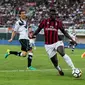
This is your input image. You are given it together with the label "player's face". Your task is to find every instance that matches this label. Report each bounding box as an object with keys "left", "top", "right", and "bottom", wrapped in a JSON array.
[
  {"left": 50, "top": 11, "right": 56, "bottom": 20},
  {"left": 20, "top": 11, "right": 27, "bottom": 20}
]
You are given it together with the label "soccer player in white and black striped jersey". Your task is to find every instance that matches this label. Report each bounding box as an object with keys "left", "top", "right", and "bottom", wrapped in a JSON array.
[
  {"left": 5, "top": 10, "right": 36, "bottom": 70},
  {"left": 68, "top": 28, "right": 77, "bottom": 53}
]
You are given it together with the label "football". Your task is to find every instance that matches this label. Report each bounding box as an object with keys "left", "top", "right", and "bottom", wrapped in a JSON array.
[{"left": 72, "top": 68, "right": 82, "bottom": 78}]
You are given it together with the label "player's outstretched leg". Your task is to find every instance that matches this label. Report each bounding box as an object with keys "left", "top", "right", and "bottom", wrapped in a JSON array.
[
  {"left": 71, "top": 45, "right": 75, "bottom": 54},
  {"left": 50, "top": 55, "right": 64, "bottom": 76},
  {"left": 4, "top": 49, "right": 10, "bottom": 58},
  {"left": 57, "top": 46, "right": 76, "bottom": 70}
]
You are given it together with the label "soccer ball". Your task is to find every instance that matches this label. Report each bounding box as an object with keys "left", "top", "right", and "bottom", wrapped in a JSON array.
[{"left": 72, "top": 68, "right": 82, "bottom": 78}]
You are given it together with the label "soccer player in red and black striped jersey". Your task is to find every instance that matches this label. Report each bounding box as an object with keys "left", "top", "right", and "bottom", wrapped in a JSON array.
[{"left": 33, "top": 8, "right": 78, "bottom": 76}]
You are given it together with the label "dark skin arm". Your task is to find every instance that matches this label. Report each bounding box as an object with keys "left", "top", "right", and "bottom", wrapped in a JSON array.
[
  {"left": 32, "top": 27, "right": 43, "bottom": 38},
  {"left": 33, "top": 27, "right": 42, "bottom": 35},
  {"left": 60, "top": 27, "right": 77, "bottom": 45}
]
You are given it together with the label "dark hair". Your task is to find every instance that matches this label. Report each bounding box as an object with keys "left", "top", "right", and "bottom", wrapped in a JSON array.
[
  {"left": 19, "top": 10, "right": 25, "bottom": 14},
  {"left": 49, "top": 8, "right": 56, "bottom": 12}
]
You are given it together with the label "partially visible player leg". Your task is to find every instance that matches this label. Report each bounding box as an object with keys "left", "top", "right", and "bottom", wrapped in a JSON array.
[
  {"left": 81, "top": 52, "right": 85, "bottom": 58},
  {"left": 50, "top": 54, "right": 64, "bottom": 76},
  {"left": 31, "top": 39, "right": 36, "bottom": 50},
  {"left": 5, "top": 39, "right": 28, "bottom": 58},
  {"left": 27, "top": 52, "right": 36, "bottom": 70},
  {"left": 33, "top": 43, "right": 36, "bottom": 50},
  {"left": 45, "top": 44, "right": 64, "bottom": 76},
  {"left": 57, "top": 46, "right": 76, "bottom": 70},
  {"left": 33, "top": 39, "right": 36, "bottom": 50},
  {"left": 68, "top": 42, "right": 71, "bottom": 48},
  {"left": 4, "top": 49, "right": 24, "bottom": 58},
  {"left": 68, "top": 42, "right": 74, "bottom": 53},
  {"left": 26, "top": 39, "right": 36, "bottom": 70},
  {"left": 72, "top": 45, "right": 75, "bottom": 53}
]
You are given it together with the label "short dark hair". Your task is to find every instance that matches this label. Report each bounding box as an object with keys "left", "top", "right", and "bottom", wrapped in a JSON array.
[
  {"left": 19, "top": 10, "right": 25, "bottom": 14},
  {"left": 49, "top": 8, "right": 56, "bottom": 12}
]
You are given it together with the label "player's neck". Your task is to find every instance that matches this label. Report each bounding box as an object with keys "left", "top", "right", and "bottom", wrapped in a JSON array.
[
  {"left": 50, "top": 18, "right": 56, "bottom": 21},
  {"left": 20, "top": 17, "right": 26, "bottom": 21}
]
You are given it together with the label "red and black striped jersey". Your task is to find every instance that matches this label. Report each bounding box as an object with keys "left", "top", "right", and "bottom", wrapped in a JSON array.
[{"left": 34, "top": 18, "right": 63, "bottom": 44}]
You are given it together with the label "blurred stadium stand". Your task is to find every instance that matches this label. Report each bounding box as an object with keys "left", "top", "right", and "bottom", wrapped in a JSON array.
[{"left": 0, "top": 0, "right": 85, "bottom": 48}]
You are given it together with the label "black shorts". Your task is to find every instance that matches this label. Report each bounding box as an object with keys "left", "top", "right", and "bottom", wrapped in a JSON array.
[
  {"left": 19, "top": 39, "right": 32, "bottom": 52},
  {"left": 69, "top": 41, "right": 75, "bottom": 45},
  {"left": 69, "top": 41, "right": 77, "bottom": 47}
]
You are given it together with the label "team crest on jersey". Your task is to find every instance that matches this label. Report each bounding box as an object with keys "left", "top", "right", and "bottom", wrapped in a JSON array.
[
  {"left": 55, "top": 22, "right": 57, "bottom": 26},
  {"left": 47, "top": 21, "right": 49, "bottom": 24},
  {"left": 50, "top": 26, "right": 54, "bottom": 29}
]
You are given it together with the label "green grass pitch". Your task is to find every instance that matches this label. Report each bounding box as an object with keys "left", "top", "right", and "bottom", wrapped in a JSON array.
[{"left": 0, "top": 45, "right": 85, "bottom": 85}]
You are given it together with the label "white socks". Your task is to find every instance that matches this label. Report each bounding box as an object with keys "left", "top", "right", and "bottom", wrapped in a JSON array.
[
  {"left": 63, "top": 54, "right": 75, "bottom": 70},
  {"left": 57, "top": 66, "right": 62, "bottom": 71}
]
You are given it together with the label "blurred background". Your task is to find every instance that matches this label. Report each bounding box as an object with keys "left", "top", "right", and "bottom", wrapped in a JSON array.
[{"left": 0, "top": 0, "right": 85, "bottom": 48}]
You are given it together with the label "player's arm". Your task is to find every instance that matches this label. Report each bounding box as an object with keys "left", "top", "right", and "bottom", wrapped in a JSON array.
[
  {"left": 8, "top": 30, "right": 16, "bottom": 42},
  {"left": 8, "top": 21, "right": 19, "bottom": 42},
  {"left": 60, "top": 28, "right": 77, "bottom": 44},
  {"left": 33, "top": 27, "right": 42, "bottom": 36},
  {"left": 33, "top": 20, "right": 45, "bottom": 37},
  {"left": 32, "top": 27, "right": 42, "bottom": 38}
]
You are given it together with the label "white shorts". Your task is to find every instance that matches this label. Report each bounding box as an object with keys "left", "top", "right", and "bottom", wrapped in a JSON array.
[
  {"left": 29, "top": 39, "right": 35, "bottom": 44},
  {"left": 45, "top": 41, "right": 64, "bottom": 58}
]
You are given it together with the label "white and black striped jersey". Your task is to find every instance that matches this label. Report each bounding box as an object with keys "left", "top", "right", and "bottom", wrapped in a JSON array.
[{"left": 13, "top": 19, "right": 29, "bottom": 40}]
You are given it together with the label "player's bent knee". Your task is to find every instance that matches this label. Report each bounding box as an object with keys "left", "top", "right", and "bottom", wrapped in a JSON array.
[
  {"left": 57, "top": 45, "right": 65, "bottom": 57},
  {"left": 22, "top": 51, "right": 27, "bottom": 57},
  {"left": 60, "top": 53, "right": 65, "bottom": 57},
  {"left": 28, "top": 52, "right": 33, "bottom": 56},
  {"left": 58, "top": 50, "right": 65, "bottom": 56}
]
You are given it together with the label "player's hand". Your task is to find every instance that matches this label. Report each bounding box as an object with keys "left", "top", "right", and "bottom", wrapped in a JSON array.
[
  {"left": 28, "top": 31, "right": 36, "bottom": 39},
  {"left": 8, "top": 39, "right": 13, "bottom": 42},
  {"left": 31, "top": 33, "right": 36, "bottom": 38},
  {"left": 28, "top": 34, "right": 36, "bottom": 39},
  {"left": 32, "top": 35, "right": 36, "bottom": 38}
]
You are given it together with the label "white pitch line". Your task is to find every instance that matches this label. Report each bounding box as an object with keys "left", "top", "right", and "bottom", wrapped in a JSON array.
[
  {"left": 0, "top": 53, "right": 82, "bottom": 57},
  {"left": 0, "top": 53, "right": 47, "bottom": 56},
  {"left": 0, "top": 69, "right": 68, "bottom": 73},
  {"left": 0, "top": 68, "right": 85, "bottom": 72}
]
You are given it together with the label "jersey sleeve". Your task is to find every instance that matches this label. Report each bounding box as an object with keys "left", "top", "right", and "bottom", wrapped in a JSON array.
[
  {"left": 39, "top": 19, "right": 45, "bottom": 28},
  {"left": 58, "top": 20, "right": 63, "bottom": 29},
  {"left": 13, "top": 21, "right": 20, "bottom": 31},
  {"left": 33, "top": 20, "right": 45, "bottom": 35}
]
